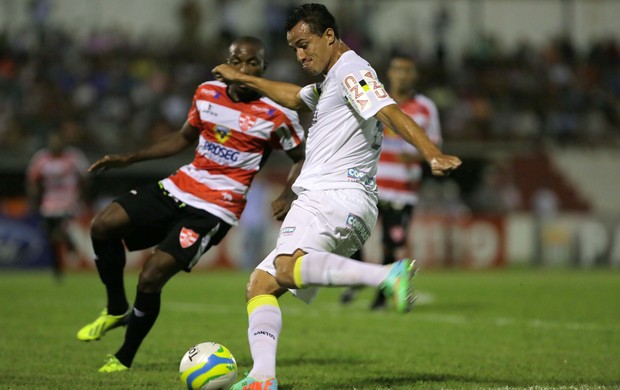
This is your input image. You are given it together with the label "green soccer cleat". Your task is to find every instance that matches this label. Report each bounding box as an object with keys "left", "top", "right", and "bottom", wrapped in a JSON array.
[
  {"left": 76, "top": 308, "right": 130, "bottom": 341},
  {"left": 98, "top": 354, "right": 129, "bottom": 373},
  {"left": 380, "top": 259, "right": 417, "bottom": 313},
  {"left": 230, "top": 373, "right": 278, "bottom": 390}
]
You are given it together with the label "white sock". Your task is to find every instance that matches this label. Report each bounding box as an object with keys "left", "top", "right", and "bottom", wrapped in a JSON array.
[
  {"left": 247, "top": 295, "right": 281, "bottom": 381},
  {"left": 296, "top": 252, "right": 390, "bottom": 287}
]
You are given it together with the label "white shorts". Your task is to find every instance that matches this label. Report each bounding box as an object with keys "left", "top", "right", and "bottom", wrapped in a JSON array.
[{"left": 256, "top": 189, "right": 378, "bottom": 303}]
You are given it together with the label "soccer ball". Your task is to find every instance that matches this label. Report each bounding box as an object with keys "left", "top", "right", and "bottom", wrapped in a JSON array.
[{"left": 179, "top": 342, "right": 237, "bottom": 390}]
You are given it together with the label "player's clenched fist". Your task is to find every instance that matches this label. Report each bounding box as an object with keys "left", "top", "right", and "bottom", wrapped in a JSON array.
[
  {"left": 429, "top": 155, "right": 462, "bottom": 176},
  {"left": 212, "top": 64, "right": 244, "bottom": 84}
]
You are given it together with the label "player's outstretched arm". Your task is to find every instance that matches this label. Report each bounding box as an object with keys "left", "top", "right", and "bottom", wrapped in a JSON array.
[
  {"left": 88, "top": 121, "right": 200, "bottom": 175},
  {"left": 375, "top": 104, "right": 461, "bottom": 176},
  {"left": 271, "top": 142, "right": 305, "bottom": 221},
  {"left": 212, "top": 64, "right": 308, "bottom": 111}
]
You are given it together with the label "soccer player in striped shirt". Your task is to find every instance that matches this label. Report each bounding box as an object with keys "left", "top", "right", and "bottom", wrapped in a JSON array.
[
  {"left": 76, "top": 37, "right": 306, "bottom": 373},
  {"left": 213, "top": 4, "right": 461, "bottom": 389},
  {"left": 26, "top": 129, "right": 90, "bottom": 281}
]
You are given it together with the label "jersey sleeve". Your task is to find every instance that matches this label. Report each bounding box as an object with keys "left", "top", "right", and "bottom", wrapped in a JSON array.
[
  {"left": 338, "top": 65, "right": 395, "bottom": 120},
  {"left": 270, "top": 108, "right": 305, "bottom": 151},
  {"left": 299, "top": 83, "right": 321, "bottom": 112},
  {"left": 187, "top": 86, "right": 202, "bottom": 128}
]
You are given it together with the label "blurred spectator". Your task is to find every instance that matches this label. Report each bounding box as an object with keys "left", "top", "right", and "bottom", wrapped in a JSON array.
[
  {"left": 0, "top": 3, "right": 619, "bottom": 158},
  {"left": 26, "top": 129, "right": 89, "bottom": 280},
  {"left": 468, "top": 162, "right": 521, "bottom": 215},
  {"left": 531, "top": 185, "right": 560, "bottom": 265},
  {"left": 532, "top": 185, "right": 559, "bottom": 218}
]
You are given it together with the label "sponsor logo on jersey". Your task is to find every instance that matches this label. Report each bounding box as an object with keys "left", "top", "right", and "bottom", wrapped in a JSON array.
[
  {"left": 200, "top": 102, "right": 219, "bottom": 117},
  {"left": 251, "top": 105, "right": 276, "bottom": 117},
  {"left": 346, "top": 213, "right": 371, "bottom": 245},
  {"left": 179, "top": 227, "right": 199, "bottom": 248},
  {"left": 214, "top": 124, "right": 232, "bottom": 143},
  {"left": 280, "top": 226, "right": 296, "bottom": 236},
  {"left": 239, "top": 113, "right": 257, "bottom": 131},
  {"left": 202, "top": 90, "right": 221, "bottom": 99},
  {"left": 347, "top": 167, "right": 377, "bottom": 192},
  {"left": 200, "top": 141, "right": 240, "bottom": 162}
]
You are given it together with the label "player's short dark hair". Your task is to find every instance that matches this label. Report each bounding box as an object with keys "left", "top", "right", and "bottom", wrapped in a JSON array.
[
  {"left": 285, "top": 3, "right": 339, "bottom": 39},
  {"left": 232, "top": 36, "right": 265, "bottom": 51},
  {"left": 391, "top": 52, "right": 415, "bottom": 62}
]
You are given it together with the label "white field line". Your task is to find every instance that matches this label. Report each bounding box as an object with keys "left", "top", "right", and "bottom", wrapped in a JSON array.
[{"left": 164, "top": 295, "right": 619, "bottom": 333}]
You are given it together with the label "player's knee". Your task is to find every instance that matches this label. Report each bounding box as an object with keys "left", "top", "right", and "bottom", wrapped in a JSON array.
[
  {"left": 246, "top": 269, "right": 283, "bottom": 301},
  {"left": 90, "top": 213, "right": 110, "bottom": 240},
  {"left": 91, "top": 204, "right": 128, "bottom": 240},
  {"left": 273, "top": 255, "right": 297, "bottom": 288},
  {"left": 137, "top": 266, "right": 166, "bottom": 293}
]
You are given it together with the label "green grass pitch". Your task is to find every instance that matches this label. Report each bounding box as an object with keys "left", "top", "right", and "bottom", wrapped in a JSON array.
[{"left": 1, "top": 268, "right": 619, "bottom": 389}]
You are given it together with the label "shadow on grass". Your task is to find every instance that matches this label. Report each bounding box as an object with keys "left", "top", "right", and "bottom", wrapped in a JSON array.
[
  {"left": 345, "top": 372, "right": 521, "bottom": 389},
  {"left": 270, "top": 372, "right": 524, "bottom": 390}
]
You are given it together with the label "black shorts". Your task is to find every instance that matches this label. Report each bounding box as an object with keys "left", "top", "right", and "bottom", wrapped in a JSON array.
[
  {"left": 42, "top": 216, "right": 67, "bottom": 234},
  {"left": 114, "top": 182, "right": 231, "bottom": 270},
  {"left": 378, "top": 201, "right": 414, "bottom": 249}
]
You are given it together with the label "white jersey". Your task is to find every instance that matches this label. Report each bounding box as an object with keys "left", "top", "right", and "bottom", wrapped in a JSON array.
[{"left": 295, "top": 51, "right": 396, "bottom": 196}]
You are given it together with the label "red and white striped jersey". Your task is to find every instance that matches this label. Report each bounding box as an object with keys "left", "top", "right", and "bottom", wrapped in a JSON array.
[
  {"left": 160, "top": 81, "right": 304, "bottom": 226},
  {"left": 26, "top": 147, "right": 89, "bottom": 217},
  {"left": 376, "top": 93, "right": 442, "bottom": 205}
]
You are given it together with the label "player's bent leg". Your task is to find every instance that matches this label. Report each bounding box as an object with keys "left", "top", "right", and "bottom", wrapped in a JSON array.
[
  {"left": 86, "top": 202, "right": 133, "bottom": 329},
  {"left": 90, "top": 202, "right": 131, "bottom": 240},
  {"left": 137, "top": 248, "right": 184, "bottom": 293},
  {"left": 107, "top": 249, "right": 182, "bottom": 370},
  {"left": 247, "top": 269, "right": 289, "bottom": 300},
  {"left": 273, "top": 249, "right": 306, "bottom": 288}
]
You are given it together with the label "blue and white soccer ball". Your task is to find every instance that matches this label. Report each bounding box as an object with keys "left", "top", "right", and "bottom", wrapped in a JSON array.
[{"left": 179, "top": 342, "right": 237, "bottom": 390}]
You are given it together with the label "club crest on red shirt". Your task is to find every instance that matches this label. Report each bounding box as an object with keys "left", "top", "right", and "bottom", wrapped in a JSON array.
[
  {"left": 179, "top": 227, "right": 199, "bottom": 248},
  {"left": 239, "top": 113, "right": 257, "bottom": 131}
]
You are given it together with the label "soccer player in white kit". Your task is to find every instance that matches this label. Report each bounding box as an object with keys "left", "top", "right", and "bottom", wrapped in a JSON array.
[{"left": 213, "top": 4, "right": 462, "bottom": 389}]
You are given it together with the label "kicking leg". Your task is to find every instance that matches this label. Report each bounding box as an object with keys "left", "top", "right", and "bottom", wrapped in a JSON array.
[{"left": 274, "top": 250, "right": 416, "bottom": 313}]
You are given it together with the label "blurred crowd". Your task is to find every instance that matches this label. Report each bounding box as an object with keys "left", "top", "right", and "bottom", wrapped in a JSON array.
[{"left": 1, "top": 0, "right": 619, "bottom": 158}]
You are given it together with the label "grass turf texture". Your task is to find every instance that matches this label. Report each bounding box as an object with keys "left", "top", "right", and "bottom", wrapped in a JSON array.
[{"left": 0, "top": 268, "right": 618, "bottom": 389}]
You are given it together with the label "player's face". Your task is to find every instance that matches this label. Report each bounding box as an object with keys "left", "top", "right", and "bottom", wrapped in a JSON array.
[
  {"left": 48, "top": 133, "right": 65, "bottom": 155},
  {"left": 387, "top": 58, "right": 417, "bottom": 93},
  {"left": 227, "top": 43, "right": 265, "bottom": 77},
  {"left": 287, "top": 21, "right": 333, "bottom": 76}
]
